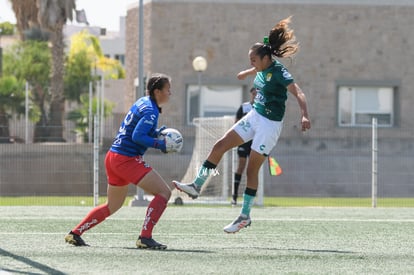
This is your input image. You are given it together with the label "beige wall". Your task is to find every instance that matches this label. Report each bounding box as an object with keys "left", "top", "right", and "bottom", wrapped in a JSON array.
[
  {"left": 125, "top": 0, "right": 414, "bottom": 139},
  {"left": 121, "top": 1, "right": 414, "bottom": 196}
]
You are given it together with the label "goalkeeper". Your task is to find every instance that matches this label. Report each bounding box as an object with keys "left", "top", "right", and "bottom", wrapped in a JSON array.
[
  {"left": 231, "top": 87, "right": 257, "bottom": 206},
  {"left": 65, "top": 73, "right": 175, "bottom": 249},
  {"left": 174, "top": 16, "right": 311, "bottom": 233}
]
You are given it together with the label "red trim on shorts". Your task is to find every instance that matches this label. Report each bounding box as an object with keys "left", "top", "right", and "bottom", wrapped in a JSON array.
[{"left": 105, "top": 151, "right": 152, "bottom": 186}]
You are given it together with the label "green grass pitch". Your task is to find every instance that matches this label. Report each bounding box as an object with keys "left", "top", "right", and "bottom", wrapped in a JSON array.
[{"left": 1, "top": 206, "right": 413, "bottom": 274}]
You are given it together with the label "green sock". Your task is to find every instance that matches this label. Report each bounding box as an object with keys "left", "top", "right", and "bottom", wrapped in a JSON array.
[
  {"left": 241, "top": 188, "right": 257, "bottom": 216},
  {"left": 194, "top": 166, "right": 209, "bottom": 187},
  {"left": 194, "top": 160, "right": 217, "bottom": 188}
]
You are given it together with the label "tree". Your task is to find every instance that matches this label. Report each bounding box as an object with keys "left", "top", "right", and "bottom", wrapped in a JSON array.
[
  {"left": 10, "top": 1, "right": 123, "bottom": 143},
  {"left": 67, "top": 94, "right": 114, "bottom": 143},
  {"left": 0, "top": 76, "right": 25, "bottom": 142},
  {"left": 64, "top": 30, "right": 125, "bottom": 102},
  {"left": 37, "top": 0, "right": 77, "bottom": 141},
  {"left": 65, "top": 30, "right": 125, "bottom": 102},
  {"left": 11, "top": 0, "right": 78, "bottom": 142},
  {"left": 3, "top": 40, "right": 51, "bottom": 142},
  {"left": 10, "top": 0, "right": 38, "bottom": 40},
  {"left": 65, "top": 30, "right": 124, "bottom": 142},
  {"left": 0, "top": 22, "right": 15, "bottom": 35},
  {"left": 64, "top": 46, "right": 92, "bottom": 102}
]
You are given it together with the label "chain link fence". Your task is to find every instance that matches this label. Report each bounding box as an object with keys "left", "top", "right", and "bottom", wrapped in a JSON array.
[{"left": 0, "top": 114, "right": 413, "bottom": 206}]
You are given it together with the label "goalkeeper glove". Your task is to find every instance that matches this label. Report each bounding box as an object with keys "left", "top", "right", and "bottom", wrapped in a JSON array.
[
  {"left": 154, "top": 138, "right": 167, "bottom": 153},
  {"left": 154, "top": 125, "right": 167, "bottom": 138}
]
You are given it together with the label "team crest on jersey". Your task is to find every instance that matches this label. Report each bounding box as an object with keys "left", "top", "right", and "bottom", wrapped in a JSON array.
[
  {"left": 266, "top": 73, "right": 272, "bottom": 81},
  {"left": 282, "top": 68, "right": 292, "bottom": 79}
]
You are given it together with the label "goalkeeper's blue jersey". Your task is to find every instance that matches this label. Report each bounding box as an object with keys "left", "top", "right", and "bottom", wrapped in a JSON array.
[{"left": 110, "top": 96, "right": 162, "bottom": 157}]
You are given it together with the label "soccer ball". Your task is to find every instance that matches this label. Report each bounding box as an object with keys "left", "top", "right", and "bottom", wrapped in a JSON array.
[{"left": 160, "top": 128, "right": 183, "bottom": 153}]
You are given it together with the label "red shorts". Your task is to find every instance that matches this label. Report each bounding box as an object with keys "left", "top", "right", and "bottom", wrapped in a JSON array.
[{"left": 105, "top": 151, "right": 153, "bottom": 186}]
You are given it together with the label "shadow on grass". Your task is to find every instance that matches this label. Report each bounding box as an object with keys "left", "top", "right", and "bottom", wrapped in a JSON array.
[
  {"left": 0, "top": 247, "right": 66, "bottom": 275},
  {"left": 123, "top": 247, "right": 214, "bottom": 253},
  {"left": 286, "top": 248, "right": 355, "bottom": 254},
  {"left": 222, "top": 246, "right": 355, "bottom": 254}
]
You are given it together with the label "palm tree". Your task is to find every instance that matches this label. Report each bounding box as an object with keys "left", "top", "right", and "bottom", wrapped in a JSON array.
[
  {"left": 11, "top": 0, "right": 77, "bottom": 142},
  {"left": 37, "top": 0, "right": 76, "bottom": 141},
  {"left": 10, "top": 0, "right": 38, "bottom": 40}
]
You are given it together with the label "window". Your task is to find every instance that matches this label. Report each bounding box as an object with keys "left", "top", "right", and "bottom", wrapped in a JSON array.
[
  {"left": 338, "top": 85, "right": 395, "bottom": 127},
  {"left": 186, "top": 85, "right": 243, "bottom": 125},
  {"left": 114, "top": 54, "right": 125, "bottom": 66}
]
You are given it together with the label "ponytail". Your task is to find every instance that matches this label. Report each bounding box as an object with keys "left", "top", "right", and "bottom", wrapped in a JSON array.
[
  {"left": 251, "top": 16, "right": 299, "bottom": 59},
  {"left": 268, "top": 16, "right": 299, "bottom": 58}
]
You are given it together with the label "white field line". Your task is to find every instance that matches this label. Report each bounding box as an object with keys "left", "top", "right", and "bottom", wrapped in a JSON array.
[{"left": 0, "top": 217, "right": 414, "bottom": 222}]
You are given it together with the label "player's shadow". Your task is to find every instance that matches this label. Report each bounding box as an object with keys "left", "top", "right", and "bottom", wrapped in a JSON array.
[{"left": 0, "top": 247, "right": 67, "bottom": 275}]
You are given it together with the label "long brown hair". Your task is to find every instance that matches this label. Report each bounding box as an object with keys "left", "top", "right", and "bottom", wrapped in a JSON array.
[{"left": 251, "top": 16, "right": 299, "bottom": 59}]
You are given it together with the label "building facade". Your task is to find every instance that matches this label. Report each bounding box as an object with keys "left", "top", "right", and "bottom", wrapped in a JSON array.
[{"left": 124, "top": 0, "right": 414, "bottom": 197}]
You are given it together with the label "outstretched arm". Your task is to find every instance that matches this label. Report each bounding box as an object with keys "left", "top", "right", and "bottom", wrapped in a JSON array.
[
  {"left": 287, "top": 82, "right": 311, "bottom": 132},
  {"left": 237, "top": 67, "right": 257, "bottom": 80}
]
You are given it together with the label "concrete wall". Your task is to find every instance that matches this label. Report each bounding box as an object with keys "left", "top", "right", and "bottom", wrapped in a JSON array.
[
  {"left": 0, "top": 144, "right": 96, "bottom": 196},
  {"left": 0, "top": 136, "right": 413, "bottom": 197},
  {"left": 0, "top": 144, "right": 190, "bottom": 196},
  {"left": 125, "top": 0, "right": 414, "bottom": 140}
]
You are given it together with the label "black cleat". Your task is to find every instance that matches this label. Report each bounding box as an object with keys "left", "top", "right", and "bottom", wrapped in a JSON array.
[
  {"left": 136, "top": 236, "right": 167, "bottom": 250},
  {"left": 65, "top": 231, "right": 89, "bottom": 246}
]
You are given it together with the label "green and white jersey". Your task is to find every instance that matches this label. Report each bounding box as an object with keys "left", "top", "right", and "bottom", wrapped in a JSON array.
[{"left": 253, "top": 60, "right": 294, "bottom": 121}]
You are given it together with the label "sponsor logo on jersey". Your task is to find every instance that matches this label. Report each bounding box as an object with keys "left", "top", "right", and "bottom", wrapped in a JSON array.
[
  {"left": 124, "top": 111, "right": 134, "bottom": 125},
  {"left": 254, "top": 78, "right": 265, "bottom": 89},
  {"left": 138, "top": 105, "right": 148, "bottom": 112},
  {"left": 266, "top": 73, "right": 272, "bottom": 81},
  {"left": 282, "top": 68, "right": 292, "bottom": 79},
  {"left": 255, "top": 93, "right": 265, "bottom": 106}
]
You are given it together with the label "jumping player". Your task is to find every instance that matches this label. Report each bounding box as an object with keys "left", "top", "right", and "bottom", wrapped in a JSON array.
[
  {"left": 174, "top": 16, "right": 311, "bottom": 233},
  {"left": 231, "top": 87, "right": 257, "bottom": 206},
  {"left": 65, "top": 73, "right": 175, "bottom": 249}
]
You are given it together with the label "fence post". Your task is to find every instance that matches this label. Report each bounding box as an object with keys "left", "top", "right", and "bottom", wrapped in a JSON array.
[
  {"left": 372, "top": 117, "right": 378, "bottom": 208},
  {"left": 93, "top": 115, "right": 100, "bottom": 207},
  {"left": 25, "top": 81, "right": 29, "bottom": 144},
  {"left": 88, "top": 81, "right": 93, "bottom": 143}
]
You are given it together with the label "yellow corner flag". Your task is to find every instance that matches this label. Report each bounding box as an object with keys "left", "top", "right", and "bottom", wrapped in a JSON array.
[{"left": 268, "top": 156, "right": 282, "bottom": 176}]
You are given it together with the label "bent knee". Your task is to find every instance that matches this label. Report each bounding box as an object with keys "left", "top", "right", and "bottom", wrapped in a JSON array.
[
  {"left": 108, "top": 203, "right": 123, "bottom": 215},
  {"left": 160, "top": 188, "right": 171, "bottom": 201}
]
